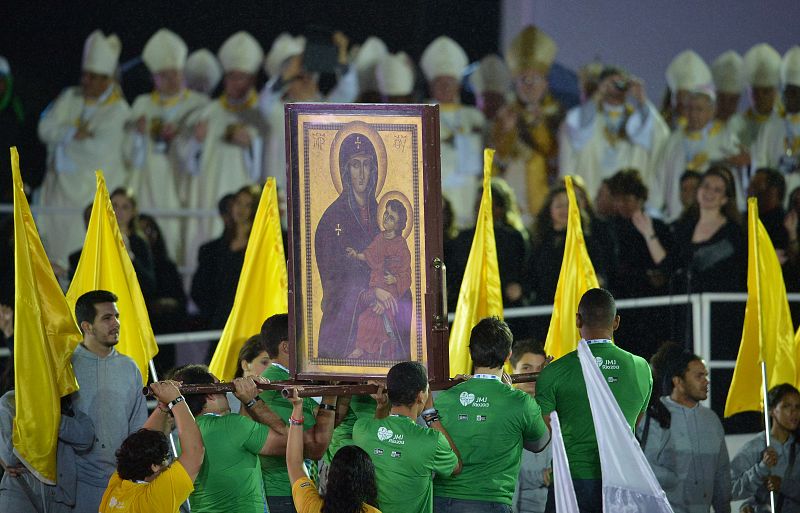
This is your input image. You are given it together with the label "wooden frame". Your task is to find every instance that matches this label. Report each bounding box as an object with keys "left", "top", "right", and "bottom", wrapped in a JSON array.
[{"left": 285, "top": 103, "right": 448, "bottom": 382}]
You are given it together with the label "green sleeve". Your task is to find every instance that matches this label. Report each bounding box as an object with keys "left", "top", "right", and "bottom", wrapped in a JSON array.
[
  {"left": 520, "top": 393, "right": 548, "bottom": 442},
  {"left": 534, "top": 367, "right": 556, "bottom": 415},
  {"left": 231, "top": 415, "right": 270, "bottom": 455},
  {"left": 638, "top": 359, "right": 653, "bottom": 416},
  {"left": 430, "top": 431, "right": 458, "bottom": 477}
]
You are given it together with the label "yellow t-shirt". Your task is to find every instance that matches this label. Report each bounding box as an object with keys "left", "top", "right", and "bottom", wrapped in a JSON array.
[
  {"left": 291, "top": 477, "right": 382, "bottom": 513},
  {"left": 99, "top": 460, "right": 194, "bottom": 513}
]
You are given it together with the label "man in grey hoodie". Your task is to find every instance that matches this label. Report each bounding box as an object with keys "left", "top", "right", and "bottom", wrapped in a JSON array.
[{"left": 70, "top": 290, "right": 148, "bottom": 513}]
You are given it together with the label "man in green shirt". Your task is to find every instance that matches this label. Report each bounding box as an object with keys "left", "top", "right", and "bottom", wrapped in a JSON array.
[
  {"left": 170, "top": 365, "right": 288, "bottom": 513},
  {"left": 536, "top": 288, "right": 652, "bottom": 513},
  {"left": 257, "top": 314, "right": 337, "bottom": 513},
  {"left": 433, "top": 317, "right": 550, "bottom": 512},
  {"left": 353, "top": 361, "right": 461, "bottom": 513}
]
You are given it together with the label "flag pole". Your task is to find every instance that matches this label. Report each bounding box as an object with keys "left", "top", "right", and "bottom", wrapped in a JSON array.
[{"left": 761, "top": 361, "right": 775, "bottom": 513}]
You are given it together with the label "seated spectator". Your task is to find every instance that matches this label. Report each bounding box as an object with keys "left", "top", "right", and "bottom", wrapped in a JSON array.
[
  {"left": 606, "top": 168, "right": 672, "bottom": 297},
  {"left": 665, "top": 164, "right": 745, "bottom": 292},
  {"left": 191, "top": 185, "right": 260, "bottom": 330},
  {"left": 286, "top": 387, "right": 381, "bottom": 513},
  {"left": 748, "top": 167, "right": 787, "bottom": 252},
  {"left": 731, "top": 383, "right": 799, "bottom": 513},
  {"left": 594, "top": 178, "right": 615, "bottom": 221},
  {"left": 67, "top": 203, "right": 95, "bottom": 280},
  {"left": 109, "top": 187, "right": 157, "bottom": 297},
  {"left": 678, "top": 170, "right": 702, "bottom": 215},
  {"left": 99, "top": 380, "right": 204, "bottom": 513},
  {"left": 138, "top": 214, "right": 187, "bottom": 331},
  {"left": 781, "top": 186, "right": 800, "bottom": 290},
  {"left": 528, "top": 184, "right": 609, "bottom": 306}
]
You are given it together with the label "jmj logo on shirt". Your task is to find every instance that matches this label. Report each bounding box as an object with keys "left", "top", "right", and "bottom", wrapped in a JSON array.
[
  {"left": 377, "top": 426, "right": 405, "bottom": 445},
  {"left": 459, "top": 391, "right": 489, "bottom": 407}
]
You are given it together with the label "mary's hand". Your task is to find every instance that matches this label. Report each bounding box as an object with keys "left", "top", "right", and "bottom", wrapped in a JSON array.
[{"left": 373, "top": 287, "right": 397, "bottom": 316}]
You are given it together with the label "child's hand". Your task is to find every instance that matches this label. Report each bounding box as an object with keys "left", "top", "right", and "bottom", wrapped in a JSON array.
[
  {"left": 345, "top": 247, "right": 356, "bottom": 258},
  {"left": 383, "top": 272, "right": 397, "bottom": 285}
]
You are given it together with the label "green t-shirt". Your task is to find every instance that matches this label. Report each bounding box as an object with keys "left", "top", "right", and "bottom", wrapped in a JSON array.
[
  {"left": 323, "top": 394, "right": 377, "bottom": 464},
  {"left": 535, "top": 341, "right": 652, "bottom": 479},
  {"left": 433, "top": 376, "right": 548, "bottom": 504},
  {"left": 258, "top": 364, "right": 318, "bottom": 497},
  {"left": 353, "top": 415, "right": 458, "bottom": 513},
  {"left": 191, "top": 414, "right": 270, "bottom": 513}
]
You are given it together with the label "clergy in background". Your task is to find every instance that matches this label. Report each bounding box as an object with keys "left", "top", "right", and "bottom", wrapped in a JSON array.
[
  {"left": 126, "top": 28, "right": 209, "bottom": 265},
  {"left": 753, "top": 46, "right": 800, "bottom": 198},
  {"left": 184, "top": 49, "right": 223, "bottom": 97},
  {"left": 37, "top": 30, "right": 129, "bottom": 265},
  {"left": 492, "top": 25, "right": 562, "bottom": 225},
  {"left": 469, "top": 54, "right": 512, "bottom": 123},
  {"left": 376, "top": 52, "right": 416, "bottom": 104},
  {"left": 739, "top": 43, "right": 782, "bottom": 148},
  {"left": 178, "top": 31, "right": 268, "bottom": 271},
  {"left": 421, "top": 35, "right": 486, "bottom": 229},
  {"left": 651, "top": 53, "right": 739, "bottom": 220},
  {"left": 558, "top": 65, "right": 669, "bottom": 202},
  {"left": 711, "top": 51, "right": 744, "bottom": 126}
]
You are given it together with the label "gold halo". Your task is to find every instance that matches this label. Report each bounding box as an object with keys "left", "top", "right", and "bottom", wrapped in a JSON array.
[
  {"left": 378, "top": 190, "right": 413, "bottom": 239},
  {"left": 329, "top": 121, "right": 388, "bottom": 196}
]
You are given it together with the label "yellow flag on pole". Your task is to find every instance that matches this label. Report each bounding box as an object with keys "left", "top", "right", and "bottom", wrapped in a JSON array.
[
  {"left": 544, "top": 176, "right": 599, "bottom": 360},
  {"left": 448, "top": 149, "right": 504, "bottom": 376},
  {"left": 66, "top": 171, "right": 158, "bottom": 385},
  {"left": 10, "top": 147, "right": 81, "bottom": 484},
  {"left": 725, "top": 198, "right": 797, "bottom": 417},
  {"left": 209, "top": 178, "right": 288, "bottom": 381}
]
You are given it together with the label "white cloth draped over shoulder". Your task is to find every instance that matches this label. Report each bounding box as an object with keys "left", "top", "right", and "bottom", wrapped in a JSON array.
[
  {"left": 577, "top": 340, "right": 674, "bottom": 513},
  {"left": 36, "top": 85, "right": 130, "bottom": 264}
]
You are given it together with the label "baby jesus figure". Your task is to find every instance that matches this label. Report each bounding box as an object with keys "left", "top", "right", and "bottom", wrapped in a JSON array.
[{"left": 345, "top": 199, "right": 411, "bottom": 359}]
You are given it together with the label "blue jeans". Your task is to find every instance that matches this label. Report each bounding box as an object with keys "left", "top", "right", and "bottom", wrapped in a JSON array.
[
  {"left": 266, "top": 495, "right": 296, "bottom": 513},
  {"left": 434, "top": 496, "right": 512, "bottom": 513},
  {"left": 544, "top": 479, "right": 602, "bottom": 513}
]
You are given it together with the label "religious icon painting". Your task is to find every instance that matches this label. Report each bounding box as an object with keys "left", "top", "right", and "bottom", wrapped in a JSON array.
[{"left": 285, "top": 103, "right": 448, "bottom": 381}]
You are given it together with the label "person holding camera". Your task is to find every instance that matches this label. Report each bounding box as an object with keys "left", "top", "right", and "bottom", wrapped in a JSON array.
[{"left": 559, "top": 65, "right": 669, "bottom": 204}]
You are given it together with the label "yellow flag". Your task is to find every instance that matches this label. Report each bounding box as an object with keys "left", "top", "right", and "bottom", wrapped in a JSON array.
[
  {"left": 448, "top": 149, "right": 504, "bottom": 376},
  {"left": 544, "top": 176, "right": 599, "bottom": 359},
  {"left": 10, "top": 147, "right": 81, "bottom": 484},
  {"left": 725, "top": 198, "right": 797, "bottom": 417},
  {"left": 209, "top": 178, "right": 288, "bottom": 381},
  {"left": 66, "top": 171, "right": 158, "bottom": 385}
]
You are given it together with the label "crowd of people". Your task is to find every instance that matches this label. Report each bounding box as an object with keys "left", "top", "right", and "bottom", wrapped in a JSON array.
[
  {"left": 1, "top": 26, "right": 800, "bottom": 344},
  {"left": 0, "top": 289, "right": 796, "bottom": 513},
  {"left": 0, "top": 21, "right": 799, "bottom": 513}
]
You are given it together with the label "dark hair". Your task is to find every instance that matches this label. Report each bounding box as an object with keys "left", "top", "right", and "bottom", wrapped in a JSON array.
[
  {"left": 385, "top": 199, "right": 408, "bottom": 233},
  {"left": 261, "top": 314, "right": 288, "bottom": 359},
  {"left": 109, "top": 187, "right": 142, "bottom": 236},
  {"left": 223, "top": 185, "right": 261, "bottom": 243},
  {"left": 469, "top": 317, "right": 512, "bottom": 369},
  {"left": 533, "top": 185, "right": 591, "bottom": 245},
  {"left": 753, "top": 167, "right": 787, "bottom": 201},
  {"left": 218, "top": 193, "right": 235, "bottom": 217},
  {"left": 169, "top": 365, "right": 215, "bottom": 415},
  {"left": 681, "top": 164, "right": 742, "bottom": 225},
  {"left": 768, "top": 383, "right": 800, "bottom": 410},
  {"left": 234, "top": 334, "right": 268, "bottom": 379},
  {"left": 138, "top": 214, "right": 168, "bottom": 261},
  {"left": 322, "top": 445, "right": 379, "bottom": 513},
  {"left": 386, "top": 361, "right": 428, "bottom": 407},
  {"left": 577, "top": 288, "right": 617, "bottom": 329},
  {"left": 653, "top": 341, "right": 701, "bottom": 395},
  {"left": 116, "top": 429, "right": 170, "bottom": 481},
  {"left": 679, "top": 169, "right": 702, "bottom": 184},
  {"left": 75, "top": 290, "right": 118, "bottom": 332},
  {"left": 607, "top": 168, "right": 648, "bottom": 202},
  {"left": 599, "top": 66, "right": 627, "bottom": 82},
  {"left": 510, "top": 339, "right": 545, "bottom": 367}
]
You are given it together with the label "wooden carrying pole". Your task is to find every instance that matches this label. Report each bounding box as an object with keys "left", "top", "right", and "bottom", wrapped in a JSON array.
[{"left": 142, "top": 372, "right": 539, "bottom": 398}]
